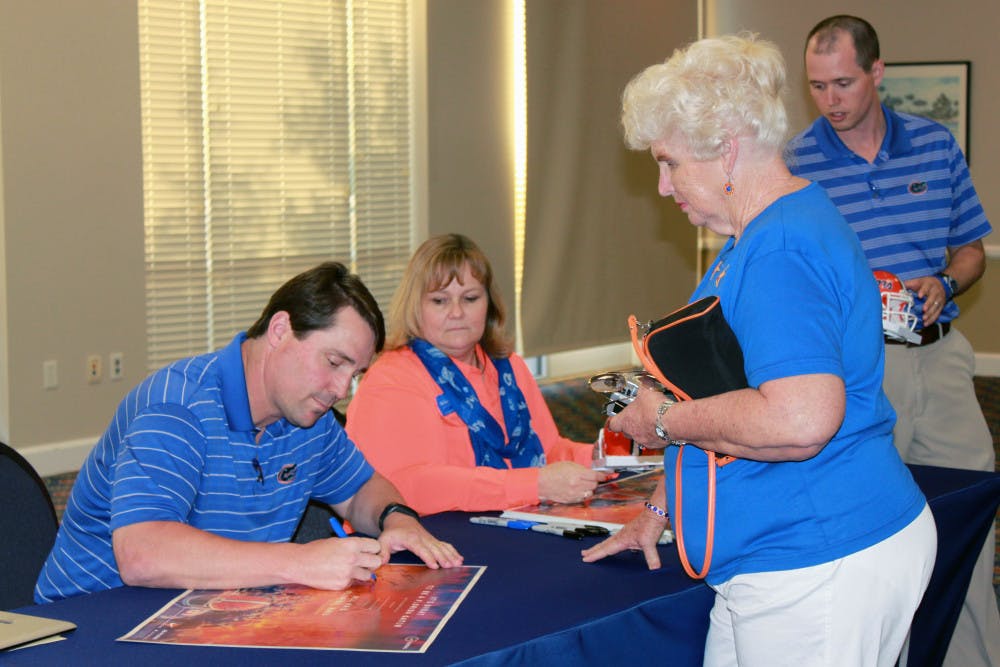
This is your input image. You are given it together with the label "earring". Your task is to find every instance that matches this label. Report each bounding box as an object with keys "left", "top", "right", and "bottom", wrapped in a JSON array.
[{"left": 724, "top": 174, "right": 735, "bottom": 196}]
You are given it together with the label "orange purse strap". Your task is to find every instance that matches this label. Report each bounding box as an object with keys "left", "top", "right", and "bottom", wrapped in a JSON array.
[
  {"left": 672, "top": 446, "right": 717, "bottom": 579},
  {"left": 628, "top": 314, "right": 731, "bottom": 580}
]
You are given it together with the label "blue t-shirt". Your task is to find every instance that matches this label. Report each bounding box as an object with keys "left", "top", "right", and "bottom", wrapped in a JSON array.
[
  {"left": 35, "top": 333, "right": 374, "bottom": 602},
  {"left": 785, "top": 105, "right": 992, "bottom": 326},
  {"left": 668, "top": 183, "right": 926, "bottom": 584}
]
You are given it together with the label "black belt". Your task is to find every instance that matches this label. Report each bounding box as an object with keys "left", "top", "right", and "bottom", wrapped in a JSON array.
[{"left": 885, "top": 321, "right": 951, "bottom": 347}]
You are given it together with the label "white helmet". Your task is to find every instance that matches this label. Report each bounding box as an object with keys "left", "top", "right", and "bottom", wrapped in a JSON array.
[{"left": 874, "top": 270, "right": 921, "bottom": 344}]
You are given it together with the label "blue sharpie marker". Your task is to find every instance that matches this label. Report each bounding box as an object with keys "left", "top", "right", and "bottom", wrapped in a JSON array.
[{"left": 330, "top": 516, "right": 377, "bottom": 582}]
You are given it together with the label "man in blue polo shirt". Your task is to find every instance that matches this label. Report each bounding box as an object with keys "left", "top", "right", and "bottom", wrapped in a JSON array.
[
  {"left": 36, "top": 262, "right": 462, "bottom": 603},
  {"left": 785, "top": 15, "right": 997, "bottom": 667}
]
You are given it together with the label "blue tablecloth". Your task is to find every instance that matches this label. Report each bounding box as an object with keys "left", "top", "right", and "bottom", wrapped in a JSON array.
[
  {"left": 906, "top": 465, "right": 1000, "bottom": 666},
  {"left": 7, "top": 465, "right": 998, "bottom": 666}
]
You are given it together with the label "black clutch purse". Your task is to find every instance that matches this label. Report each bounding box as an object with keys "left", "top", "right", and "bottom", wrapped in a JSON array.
[
  {"left": 628, "top": 295, "right": 748, "bottom": 579},
  {"left": 630, "top": 296, "right": 747, "bottom": 401}
]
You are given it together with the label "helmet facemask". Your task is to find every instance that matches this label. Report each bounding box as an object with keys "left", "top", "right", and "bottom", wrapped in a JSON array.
[{"left": 874, "top": 270, "right": 921, "bottom": 344}]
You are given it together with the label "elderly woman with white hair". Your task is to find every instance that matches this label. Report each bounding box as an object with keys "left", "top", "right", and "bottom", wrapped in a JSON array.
[{"left": 582, "top": 34, "right": 936, "bottom": 666}]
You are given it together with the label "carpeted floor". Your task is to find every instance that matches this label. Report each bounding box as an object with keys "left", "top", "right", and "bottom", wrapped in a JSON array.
[{"left": 43, "top": 374, "right": 1000, "bottom": 590}]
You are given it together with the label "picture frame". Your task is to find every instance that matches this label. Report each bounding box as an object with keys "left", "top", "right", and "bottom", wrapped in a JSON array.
[{"left": 878, "top": 61, "right": 970, "bottom": 162}]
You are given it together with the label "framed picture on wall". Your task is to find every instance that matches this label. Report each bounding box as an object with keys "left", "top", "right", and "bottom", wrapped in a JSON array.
[{"left": 878, "top": 61, "right": 970, "bottom": 162}]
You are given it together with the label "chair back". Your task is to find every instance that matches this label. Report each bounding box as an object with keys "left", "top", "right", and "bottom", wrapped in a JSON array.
[
  {"left": 292, "top": 407, "right": 345, "bottom": 543},
  {"left": 0, "top": 442, "right": 58, "bottom": 609}
]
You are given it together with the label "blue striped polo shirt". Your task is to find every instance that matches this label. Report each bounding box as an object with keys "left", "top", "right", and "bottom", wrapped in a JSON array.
[
  {"left": 35, "top": 333, "right": 374, "bottom": 602},
  {"left": 785, "top": 105, "right": 992, "bottom": 325}
]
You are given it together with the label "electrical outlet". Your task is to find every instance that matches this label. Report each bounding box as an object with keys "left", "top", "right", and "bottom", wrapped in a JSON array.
[
  {"left": 109, "top": 352, "right": 124, "bottom": 380},
  {"left": 87, "top": 354, "right": 102, "bottom": 384},
  {"left": 43, "top": 359, "right": 59, "bottom": 390}
]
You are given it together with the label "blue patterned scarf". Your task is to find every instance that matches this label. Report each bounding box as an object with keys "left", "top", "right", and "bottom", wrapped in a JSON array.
[{"left": 409, "top": 338, "right": 546, "bottom": 469}]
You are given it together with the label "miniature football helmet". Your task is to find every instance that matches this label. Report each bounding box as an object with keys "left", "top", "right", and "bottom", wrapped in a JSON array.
[{"left": 874, "top": 270, "right": 921, "bottom": 344}]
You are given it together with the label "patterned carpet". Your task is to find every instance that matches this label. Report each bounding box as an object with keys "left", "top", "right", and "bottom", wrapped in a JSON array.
[{"left": 42, "top": 375, "right": 1000, "bottom": 589}]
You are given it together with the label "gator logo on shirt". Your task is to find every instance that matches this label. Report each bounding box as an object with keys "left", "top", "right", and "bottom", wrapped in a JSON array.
[
  {"left": 710, "top": 261, "right": 729, "bottom": 287},
  {"left": 908, "top": 181, "right": 928, "bottom": 195},
  {"left": 277, "top": 463, "right": 298, "bottom": 484}
]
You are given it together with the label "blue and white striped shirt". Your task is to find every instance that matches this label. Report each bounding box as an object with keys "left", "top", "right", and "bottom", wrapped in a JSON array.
[
  {"left": 35, "top": 333, "right": 373, "bottom": 602},
  {"left": 785, "top": 105, "right": 992, "bottom": 325}
]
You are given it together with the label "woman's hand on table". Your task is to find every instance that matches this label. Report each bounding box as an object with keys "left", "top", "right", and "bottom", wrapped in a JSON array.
[{"left": 580, "top": 506, "right": 667, "bottom": 570}]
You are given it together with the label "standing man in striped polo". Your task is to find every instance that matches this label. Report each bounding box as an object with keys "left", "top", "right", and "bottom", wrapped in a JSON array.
[
  {"left": 35, "top": 262, "right": 462, "bottom": 603},
  {"left": 785, "top": 15, "right": 997, "bottom": 667}
]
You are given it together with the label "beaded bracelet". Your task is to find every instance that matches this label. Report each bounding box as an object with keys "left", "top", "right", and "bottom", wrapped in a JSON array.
[{"left": 644, "top": 501, "right": 669, "bottom": 519}]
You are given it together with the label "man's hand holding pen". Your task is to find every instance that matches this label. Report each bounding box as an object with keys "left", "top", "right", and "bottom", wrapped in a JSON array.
[{"left": 284, "top": 529, "right": 384, "bottom": 589}]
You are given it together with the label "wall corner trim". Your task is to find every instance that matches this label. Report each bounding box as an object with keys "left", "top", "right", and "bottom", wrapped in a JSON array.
[
  {"left": 975, "top": 352, "right": 1000, "bottom": 377},
  {"left": 18, "top": 437, "right": 96, "bottom": 477}
]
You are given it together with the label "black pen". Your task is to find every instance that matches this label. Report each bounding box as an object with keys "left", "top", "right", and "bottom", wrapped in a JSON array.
[
  {"left": 572, "top": 525, "right": 611, "bottom": 537},
  {"left": 540, "top": 523, "right": 610, "bottom": 537},
  {"left": 529, "top": 524, "right": 583, "bottom": 540}
]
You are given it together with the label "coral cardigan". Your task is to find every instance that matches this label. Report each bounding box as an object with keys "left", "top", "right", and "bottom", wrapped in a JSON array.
[{"left": 346, "top": 345, "right": 594, "bottom": 514}]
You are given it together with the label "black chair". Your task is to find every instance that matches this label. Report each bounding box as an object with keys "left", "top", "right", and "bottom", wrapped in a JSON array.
[{"left": 0, "top": 442, "right": 59, "bottom": 609}]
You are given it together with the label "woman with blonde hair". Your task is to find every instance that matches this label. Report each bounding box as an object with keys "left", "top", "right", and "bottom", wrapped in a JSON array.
[{"left": 347, "top": 233, "right": 608, "bottom": 515}]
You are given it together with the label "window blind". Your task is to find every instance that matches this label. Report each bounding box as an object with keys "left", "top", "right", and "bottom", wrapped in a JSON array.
[{"left": 138, "top": 0, "right": 412, "bottom": 370}]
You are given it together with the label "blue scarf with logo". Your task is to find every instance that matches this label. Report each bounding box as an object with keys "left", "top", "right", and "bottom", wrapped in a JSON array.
[{"left": 409, "top": 338, "right": 546, "bottom": 469}]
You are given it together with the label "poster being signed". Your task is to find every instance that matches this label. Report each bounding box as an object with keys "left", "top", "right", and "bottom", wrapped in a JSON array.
[{"left": 119, "top": 564, "right": 485, "bottom": 653}]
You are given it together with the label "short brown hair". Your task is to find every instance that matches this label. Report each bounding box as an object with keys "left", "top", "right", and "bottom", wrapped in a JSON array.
[
  {"left": 806, "top": 15, "right": 880, "bottom": 72},
  {"left": 246, "top": 262, "right": 385, "bottom": 352},
  {"left": 386, "top": 234, "right": 512, "bottom": 357}
]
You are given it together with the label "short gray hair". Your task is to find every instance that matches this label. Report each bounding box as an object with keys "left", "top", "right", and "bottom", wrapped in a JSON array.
[{"left": 621, "top": 32, "right": 788, "bottom": 159}]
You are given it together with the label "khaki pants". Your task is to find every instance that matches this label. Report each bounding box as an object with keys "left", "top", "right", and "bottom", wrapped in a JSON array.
[{"left": 883, "top": 328, "right": 1000, "bottom": 667}]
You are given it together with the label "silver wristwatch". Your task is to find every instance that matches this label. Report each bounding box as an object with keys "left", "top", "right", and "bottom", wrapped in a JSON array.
[{"left": 654, "top": 397, "right": 677, "bottom": 442}]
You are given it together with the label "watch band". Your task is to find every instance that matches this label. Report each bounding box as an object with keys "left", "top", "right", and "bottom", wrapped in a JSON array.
[
  {"left": 654, "top": 398, "right": 676, "bottom": 442},
  {"left": 378, "top": 502, "right": 419, "bottom": 531},
  {"left": 937, "top": 272, "right": 958, "bottom": 298}
]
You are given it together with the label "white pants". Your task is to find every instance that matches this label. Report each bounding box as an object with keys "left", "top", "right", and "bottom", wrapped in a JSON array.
[{"left": 703, "top": 505, "right": 937, "bottom": 667}]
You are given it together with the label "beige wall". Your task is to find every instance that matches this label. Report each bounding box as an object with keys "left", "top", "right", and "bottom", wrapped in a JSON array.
[
  {"left": 0, "top": 0, "right": 996, "bottom": 471},
  {"left": 708, "top": 0, "right": 1000, "bottom": 355},
  {"left": 0, "top": 1, "right": 146, "bottom": 458},
  {"left": 426, "top": 0, "right": 518, "bottom": 308}
]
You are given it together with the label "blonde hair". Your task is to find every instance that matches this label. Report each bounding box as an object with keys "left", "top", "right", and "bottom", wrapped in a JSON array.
[
  {"left": 386, "top": 234, "right": 512, "bottom": 357},
  {"left": 621, "top": 32, "right": 788, "bottom": 159}
]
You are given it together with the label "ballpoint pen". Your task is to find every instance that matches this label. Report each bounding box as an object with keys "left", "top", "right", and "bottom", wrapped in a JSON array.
[
  {"left": 469, "top": 516, "right": 606, "bottom": 540},
  {"left": 329, "top": 517, "right": 377, "bottom": 582},
  {"left": 470, "top": 516, "right": 670, "bottom": 543},
  {"left": 468, "top": 516, "right": 537, "bottom": 530}
]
